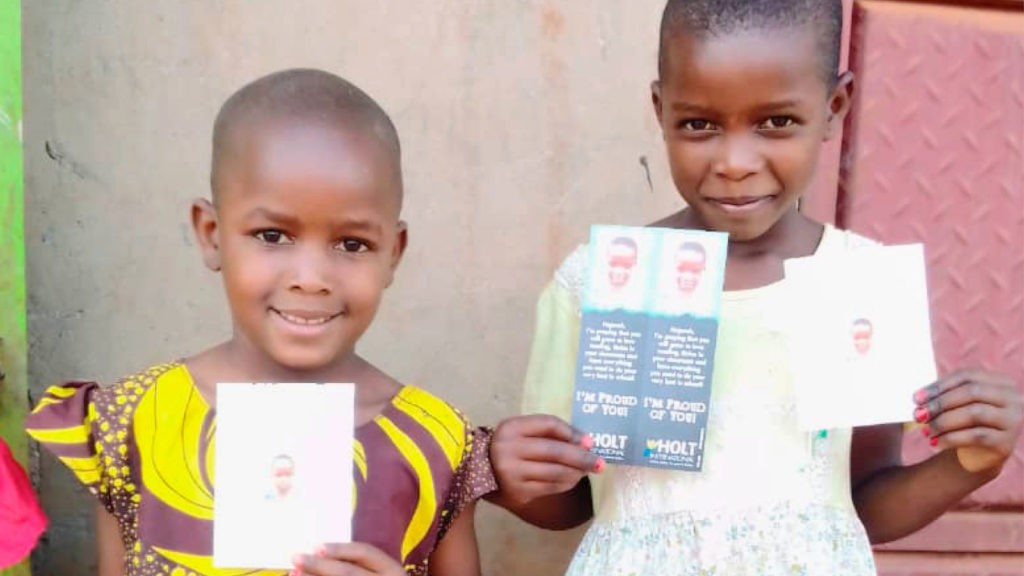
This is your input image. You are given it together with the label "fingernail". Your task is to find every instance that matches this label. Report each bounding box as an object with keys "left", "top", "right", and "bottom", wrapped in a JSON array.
[
  {"left": 594, "top": 457, "right": 606, "bottom": 473},
  {"left": 921, "top": 425, "right": 930, "bottom": 437},
  {"left": 291, "top": 554, "right": 304, "bottom": 569},
  {"left": 929, "top": 436, "right": 939, "bottom": 447},
  {"left": 914, "top": 389, "right": 928, "bottom": 404},
  {"left": 290, "top": 571, "right": 299, "bottom": 576},
  {"left": 914, "top": 406, "right": 930, "bottom": 423},
  {"left": 581, "top": 435, "right": 594, "bottom": 450}
]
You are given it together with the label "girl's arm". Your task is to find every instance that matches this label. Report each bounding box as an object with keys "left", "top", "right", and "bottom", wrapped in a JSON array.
[
  {"left": 493, "top": 278, "right": 596, "bottom": 529},
  {"left": 850, "top": 370, "right": 1022, "bottom": 544},
  {"left": 487, "top": 476, "right": 594, "bottom": 531},
  {"left": 850, "top": 423, "right": 998, "bottom": 543},
  {"left": 428, "top": 501, "right": 481, "bottom": 576},
  {"left": 96, "top": 503, "right": 125, "bottom": 576}
]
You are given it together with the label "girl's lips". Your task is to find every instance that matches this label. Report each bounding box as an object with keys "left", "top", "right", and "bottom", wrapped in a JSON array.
[
  {"left": 706, "top": 195, "right": 776, "bottom": 214},
  {"left": 271, "top": 308, "right": 342, "bottom": 327}
]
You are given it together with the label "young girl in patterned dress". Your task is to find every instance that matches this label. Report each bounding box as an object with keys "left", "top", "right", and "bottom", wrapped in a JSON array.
[
  {"left": 486, "top": 1, "right": 1023, "bottom": 574},
  {"left": 27, "top": 69, "right": 495, "bottom": 576}
]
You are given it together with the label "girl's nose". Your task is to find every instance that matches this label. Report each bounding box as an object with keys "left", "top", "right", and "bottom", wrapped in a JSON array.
[
  {"left": 288, "top": 247, "right": 331, "bottom": 295},
  {"left": 714, "top": 134, "right": 763, "bottom": 181}
]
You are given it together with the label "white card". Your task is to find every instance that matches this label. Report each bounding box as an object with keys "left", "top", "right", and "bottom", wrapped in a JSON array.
[
  {"left": 785, "top": 244, "right": 937, "bottom": 430},
  {"left": 214, "top": 383, "right": 354, "bottom": 569}
]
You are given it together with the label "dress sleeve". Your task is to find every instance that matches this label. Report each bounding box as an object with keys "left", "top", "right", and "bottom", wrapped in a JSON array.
[
  {"left": 520, "top": 280, "right": 581, "bottom": 421},
  {"left": 25, "top": 382, "right": 116, "bottom": 513},
  {"left": 436, "top": 426, "right": 497, "bottom": 541}
]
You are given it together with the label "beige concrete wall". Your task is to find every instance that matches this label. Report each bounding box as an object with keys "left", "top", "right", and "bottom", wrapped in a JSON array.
[{"left": 23, "top": 2, "right": 680, "bottom": 575}]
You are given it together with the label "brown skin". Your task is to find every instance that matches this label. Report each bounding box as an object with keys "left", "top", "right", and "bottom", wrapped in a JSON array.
[
  {"left": 486, "top": 416, "right": 598, "bottom": 530},
  {"left": 490, "top": 27, "right": 1022, "bottom": 542},
  {"left": 95, "top": 119, "right": 483, "bottom": 576},
  {"left": 96, "top": 503, "right": 122, "bottom": 576}
]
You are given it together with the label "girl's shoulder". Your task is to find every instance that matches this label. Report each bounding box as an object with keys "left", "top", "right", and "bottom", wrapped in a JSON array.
[
  {"left": 546, "top": 226, "right": 880, "bottom": 285},
  {"left": 387, "top": 385, "right": 476, "bottom": 441},
  {"left": 361, "top": 385, "right": 497, "bottom": 539},
  {"left": 27, "top": 361, "right": 190, "bottom": 434},
  {"left": 553, "top": 244, "right": 589, "bottom": 305},
  {"left": 381, "top": 385, "right": 494, "bottom": 473},
  {"left": 25, "top": 361, "right": 190, "bottom": 513},
  {"left": 818, "top": 225, "right": 883, "bottom": 255}
]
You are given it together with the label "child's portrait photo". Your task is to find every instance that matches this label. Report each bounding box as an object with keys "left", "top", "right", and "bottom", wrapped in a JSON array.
[
  {"left": 851, "top": 318, "right": 873, "bottom": 356},
  {"left": 267, "top": 454, "right": 296, "bottom": 501},
  {"left": 586, "top": 230, "right": 649, "bottom": 313},
  {"left": 653, "top": 236, "right": 722, "bottom": 318},
  {"left": 674, "top": 241, "right": 707, "bottom": 298},
  {"left": 606, "top": 236, "right": 640, "bottom": 292}
]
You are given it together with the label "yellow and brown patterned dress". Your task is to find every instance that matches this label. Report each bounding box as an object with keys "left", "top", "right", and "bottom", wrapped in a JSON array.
[{"left": 26, "top": 362, "right": 496, "bottom": 576}]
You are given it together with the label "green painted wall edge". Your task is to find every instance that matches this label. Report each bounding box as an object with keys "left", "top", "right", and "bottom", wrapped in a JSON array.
[{"left": 0, "top": 0, "right": 32, "bottom": 574}]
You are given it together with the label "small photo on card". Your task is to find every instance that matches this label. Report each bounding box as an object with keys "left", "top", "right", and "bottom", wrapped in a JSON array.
[
  {"left": 214, "top": 383, "right": 354, "bottom": 569},
  {"left": 584, "top": 227, "right": 655, "bottom": 313},
  {"left": 650, "top": 230, "right": 728, "bottom": 319},
  {"left": 786, "top": 243, "right": 937, "bottom": 431}
]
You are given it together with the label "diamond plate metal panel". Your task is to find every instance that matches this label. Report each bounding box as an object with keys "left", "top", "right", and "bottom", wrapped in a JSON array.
[{"left": 841, "top": 1, "right": 1024, "bottom": 510}]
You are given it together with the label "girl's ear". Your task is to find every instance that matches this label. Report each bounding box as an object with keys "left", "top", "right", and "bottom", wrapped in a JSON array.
[
  {"left": 386, "top": 221, "right": 408, "bottom": 288},
  {"left": 191, "top": 198, "right": 222, "bottom": 272},
  {"left": 825, "top": 71, "right": 855, "bottom": 141},
  {"left": 651, "top": 80, "right": 666, "bottom": 137}
]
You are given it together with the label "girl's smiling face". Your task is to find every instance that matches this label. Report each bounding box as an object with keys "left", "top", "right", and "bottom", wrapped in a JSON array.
[
  {"left": 652, "top": 27, "right": 851, "bottom": 243},
  {"left": 195, "top": 120, "right": 406, "bottom": 375}
]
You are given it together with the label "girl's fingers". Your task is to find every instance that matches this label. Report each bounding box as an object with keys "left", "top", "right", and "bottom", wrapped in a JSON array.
[
  {"left": 915, "top": 371, "right": 978, "bottom": 404},
  {"left": 915, "top": 372, "right": 1015, "bottom": 421},
  {"left": 293, "top": 555, "right": 375, "bottom": 576},
  {"left": 516, "top": 461, "right": 589, "bottom": 485},
  {"left": 319, "top": 543, "right": 405, "bottom": 575},
  {"left": 926, "top": 403, "right": 1009, "bottom": 437},
  {"left": 932, "top": 427, "right": 1009, "bottom": 454},
  {"left": 500, "top": 414, "right": 590, "bottom": 445},
  {"left": 515, "top": 479, "right": 587, "bottom": 500},
  {"left": 512, "top": 438, "right": 600, "bottom": 472}
]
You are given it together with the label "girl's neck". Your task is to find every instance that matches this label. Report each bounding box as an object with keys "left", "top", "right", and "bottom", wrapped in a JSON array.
[
  {"left": 658, "top": 206, "right": 824, "bottom": 291},
  {"left": 218, "top": 339, "right": 367, "bottom": 384},
  {"left": 185, "top": 339, "right": 402, "bottom": 418},
  {"left": 732, "top": 209, "right": 822, "bottom": 260},
  {"left": 664, "top": 206, "right": 821, "bottom": 259}
]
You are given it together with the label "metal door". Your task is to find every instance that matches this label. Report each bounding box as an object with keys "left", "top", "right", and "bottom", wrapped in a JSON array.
[{"left": 836, "top": 1, "right": 1024, "bottom": 573}]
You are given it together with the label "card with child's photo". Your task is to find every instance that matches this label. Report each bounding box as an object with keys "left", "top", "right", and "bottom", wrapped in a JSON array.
[
  {"left": 214, "top": 383, "right": 354, "bottom": 569},
  {"left": 573, "top": 225, "right": 727, "bottom": 471},
  {"left": 786, "top": 244, "right": 937, "bottom": 430}
]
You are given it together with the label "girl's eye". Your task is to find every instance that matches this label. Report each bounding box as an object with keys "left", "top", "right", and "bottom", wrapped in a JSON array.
[
  {"left": 680, "top": 119, "right": 717, "bottom": 132},
  {"left": 759, "top": 116, "right": 796, "bottom": 130},
  {"left": 255, "top": 229, "right": 292, "bottom": 245},
  {"left": 339, "top": 239, "right": 370, "bottom": 253}
]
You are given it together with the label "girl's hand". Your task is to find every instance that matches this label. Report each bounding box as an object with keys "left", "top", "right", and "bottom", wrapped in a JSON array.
[
  {"left": 489, "top": 415, "right": 602, "bottom": 507},
  {"left": 292, "top": 543, "right": 405, "bottom": 576},
  {"left": 915, "top": 369, "right": 1023, "bottom": 473}
]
